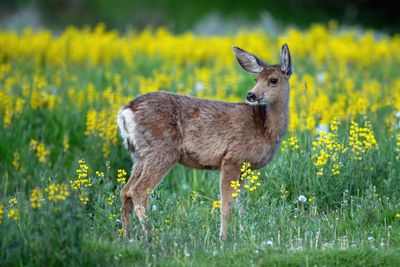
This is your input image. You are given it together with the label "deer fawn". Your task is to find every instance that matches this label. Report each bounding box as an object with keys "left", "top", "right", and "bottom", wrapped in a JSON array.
[{"left": 117, "top": 44, "right": 292, "bottom": 241}]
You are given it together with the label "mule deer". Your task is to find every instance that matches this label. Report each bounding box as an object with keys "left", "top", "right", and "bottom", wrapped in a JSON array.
[{"left": 117, "top": 44, "right": 292, "bottom": 240}]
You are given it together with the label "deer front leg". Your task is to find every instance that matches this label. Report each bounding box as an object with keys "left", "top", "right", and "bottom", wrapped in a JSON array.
[{"left": 219, "top": 161, "right": 241, "bottom": 242}]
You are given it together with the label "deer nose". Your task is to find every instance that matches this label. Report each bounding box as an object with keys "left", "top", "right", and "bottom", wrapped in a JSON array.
[{"left": 246, "top": 92, "right": 257, "bottom": 102}]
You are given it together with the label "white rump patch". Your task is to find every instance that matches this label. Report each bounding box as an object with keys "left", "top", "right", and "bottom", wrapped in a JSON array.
[{"left": 117, "top": 108, "right": 136, "bottom": 149}]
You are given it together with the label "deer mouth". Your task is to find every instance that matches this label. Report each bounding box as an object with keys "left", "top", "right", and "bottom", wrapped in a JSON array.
[{"left": 247, "top": 98, "right": 268, "bottom": 106}]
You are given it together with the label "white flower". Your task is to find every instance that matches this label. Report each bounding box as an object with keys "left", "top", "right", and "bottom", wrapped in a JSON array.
[
  {"left": 395, "top": 110, "right": 400, "bottom": 118},
  {"left": 298, "top": 195, "right": 307, "bottom": 203},
  {"left": 266, "top": 240, "right": 273, "bottom": 246}
]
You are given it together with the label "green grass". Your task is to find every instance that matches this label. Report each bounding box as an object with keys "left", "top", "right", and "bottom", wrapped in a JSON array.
[{"left": 1, "top": 139, "right": 400, "bottom": 266}]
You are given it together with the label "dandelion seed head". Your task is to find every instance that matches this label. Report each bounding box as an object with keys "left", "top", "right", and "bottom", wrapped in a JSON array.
[{"left": 298, "top": 195, "right": 307, "bottom": 203}]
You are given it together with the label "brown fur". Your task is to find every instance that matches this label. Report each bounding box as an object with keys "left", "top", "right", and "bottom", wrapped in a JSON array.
[{"left": 118, "top": 44, "right": 292, "bottom": 241}]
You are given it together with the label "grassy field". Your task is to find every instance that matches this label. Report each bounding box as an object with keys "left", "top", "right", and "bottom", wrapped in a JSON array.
[{"left": 1, "top": 24, "right": 400, "bottom": 266}]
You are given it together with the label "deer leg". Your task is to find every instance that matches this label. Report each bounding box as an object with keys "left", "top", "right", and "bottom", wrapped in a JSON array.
[
  {"left": 219, "top": 161, "right": 241, "bottom": 242},
  {"left": 128, "top": 153, "right": 178, "bottom": 233},
  {"left": 121, "top": 160, "right": 144, "bottom": 239}
]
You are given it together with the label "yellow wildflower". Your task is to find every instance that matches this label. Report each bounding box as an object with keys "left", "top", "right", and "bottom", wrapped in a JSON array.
[
  {"left": 46, "top": 183, "right": 70, "bottom": 202},
  {"left": 79, "top": 190, "right": 89, "bottom": 205},
  {"left": 107, "top": 195, "right": 116, "bottom": 206},
  {"left": 282, "top": 136, "right": 300, "bottom": 151},
  {"left": 109, "top": 213, "right": 118, "bottom": 220},
  {"left": 311, "top": 123, "right": 344, "bottom": 176},
  {"left": 231, "top": 162, "right": 262, "bottom": 198},
  {"left": 70, "top": 159, "right": 91, "bottom": 189},
  {"left": 349, "top": 121, "right": 378, "bottom": 160},
  {"left": 0, "top": 204, "right": 4, "bottom": 223},
  {"left": 8, "top": 197, "right": 17, "bottom": 206},
  {"left": 30, "top": 187, "right": 44, "bottom": 209},
  {"left": 117, "top": 169, "right": 127, "bottom": 184},
  {"left": 8, "top": 208, "right": 20, "bottom": 221},
  {"left": 12, "top": 152, "right": 20, "bottom": 170},
  {"left": 29, "top": 139, "right": 50, "bottom": 163},
  {"left": 63, "top": 135, "right": 70, "bottom": 152},
  {"left": 213, "top": 200, "right": 221, "bottom": 209},
  {"left": 280, "top": 186, "right": 288, "bottom": 200},
  {"left": 118, "top": 227, "right": 124, "bottom": 236},
  {"left": 96, "top": 171, "right": 105, "bottom": 178}
]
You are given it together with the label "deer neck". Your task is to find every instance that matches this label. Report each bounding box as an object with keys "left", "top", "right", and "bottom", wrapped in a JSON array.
[{"left": 254, "top": 94, "right": 289, "bottom": 144}]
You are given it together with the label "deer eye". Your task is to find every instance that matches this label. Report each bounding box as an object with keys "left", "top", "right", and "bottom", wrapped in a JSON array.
[{"left": 270, "top": 78, "right": 278, "bottom": 85}]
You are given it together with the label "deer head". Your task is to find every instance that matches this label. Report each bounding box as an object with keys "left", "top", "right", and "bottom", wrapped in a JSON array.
[{"left": 233, "top": 44, "right": 292, "bottom": 106}]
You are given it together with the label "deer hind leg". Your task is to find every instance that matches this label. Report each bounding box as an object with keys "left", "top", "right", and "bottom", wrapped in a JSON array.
[
  {"left": 121, "top": 160, "right": 144, "bottom": 239},
  {"left": 219, "top": 160, "right": 241, "bottom": 242},
  {"left": 124, "top": 152, "right": 178, "bottom": 234}
]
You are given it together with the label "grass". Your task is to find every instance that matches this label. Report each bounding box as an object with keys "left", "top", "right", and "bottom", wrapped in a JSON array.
[{"left": 1, "top": 24, "right": 400, "bottom": 266}]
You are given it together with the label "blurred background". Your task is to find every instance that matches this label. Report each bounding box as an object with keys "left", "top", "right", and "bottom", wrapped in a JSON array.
[{"left": 1, "top": 0, "right": 399, "bottom": 34}]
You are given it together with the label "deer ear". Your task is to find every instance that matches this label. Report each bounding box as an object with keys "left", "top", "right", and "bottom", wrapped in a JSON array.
[
  {"left": 232, "top": 46, "right": 265, "bottom": 73},
  {"left": 280, "top": 43, "right": 293, "bottom": 76}
]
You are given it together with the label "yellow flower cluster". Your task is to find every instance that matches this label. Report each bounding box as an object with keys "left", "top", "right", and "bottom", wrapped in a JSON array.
[
  {"left": 107, "top": 195, "right": 116, "bottom": 206},
  {"left": 231, "top": 162, "right": 262, "bottom": 198},
  {"left": 7, "top": 208, "right": 20, "bottom": 221},
  {"left": 79, "top": 191, "right": 89, "bottom": 205},
  {"left": 29, "top": 139, "right": 50, "bottom": 163},
  {"left": 349, "top": 121, "right": 379, "bottom": 160},
  {"left": 0, "top": 74, "right": 25, "bottom": 127},
  {"left": 46, "top": 183, "right": 70, "bottom": 202},
  {"left": 96, "top": 171, "right": 105, "bottom": 178},
  {"left": 0, "top": 25, "right": 399, "bottom": 140},
  {"left": 30, "top": 187, "right": 44, "bottom": 209},
  {"left": 118, "top": 227, "right": 124, "bottom": 237},
  {"left": 1, "top": 24, "right": 399, "bottom": 167},
  {"left": 12, "top": 152, "right": 20, "bottom": 170},
  {"left": 312, "top": 119, "right": 345, "bottom": 176},
  {"left": 213, "top": 200, "right": 221, "bottom": 209},
  {"left": 117, "top": 169, "right": 127, "bottom": 184},
  {"left": 281, "top": 136, "right": 300, "bottom": 151},
  {"left": 109, "top": 213, "right": 118, "bottom": 220},
  {"left": 84, "top": 106, "right": 121, "bottom": 157},
  {"left": 230, "top": 181, "right": 241, "bottom": 198},
  {"left": 8, "top": 197, "right": 18, "bottom": 206},
  {"left": 70, "top": 159, "right": 91, "bottom": 189},
  {"left": 63, "top": 135, "right": 70, "bottom": 153},
  {"left": 69, "top": 159, "right": 92, "bottom": 205},
  {"left": 330, "top": 118, "right": 340, "bottom": 132},
  {"left": 29, "top": 74, "right": 57, "bottom": 110},
  {"left": 280, "top": 186, "right": 289, "bottom": 200},
  {"left": 0, "top": 204, "right": 3, "bottom": 223}
]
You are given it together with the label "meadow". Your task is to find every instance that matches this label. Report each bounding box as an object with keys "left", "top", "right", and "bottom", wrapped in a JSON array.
[{"left": 1, "top": 23, "right": 400, "bottom": 266}]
